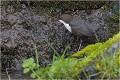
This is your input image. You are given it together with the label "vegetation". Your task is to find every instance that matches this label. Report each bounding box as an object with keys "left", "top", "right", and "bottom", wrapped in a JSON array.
[
  {"left": 22, "top": 32, "right": 120, "bottom": 79},
  {"left": 96, "top": 50, "right": 120, "bottom": 79}
]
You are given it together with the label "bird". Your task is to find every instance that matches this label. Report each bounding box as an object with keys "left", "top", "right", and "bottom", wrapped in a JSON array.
[
  {"left": 59, "top": 14, "right": 100, "bottom": 50},
  {"left": 59, "top": 14, "right": 100, "bottom": 37}
]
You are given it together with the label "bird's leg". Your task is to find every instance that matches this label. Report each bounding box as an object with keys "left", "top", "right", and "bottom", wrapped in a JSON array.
[{"left": 78, "top": 37, "right": 83, "bottom": 51}]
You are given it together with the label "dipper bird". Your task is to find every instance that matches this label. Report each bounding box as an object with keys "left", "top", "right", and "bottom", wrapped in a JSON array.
[
  {"left": 59, "top": 14, "right": 100, "bottom": 37},
  {"left": 59, "top": 14, "right": 100, "bottom": 50}
]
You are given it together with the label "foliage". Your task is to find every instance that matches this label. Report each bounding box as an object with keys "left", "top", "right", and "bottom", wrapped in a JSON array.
[
  {"left": 96, "top": 50, "right": 120, "bottom": 79},
  {"left": 22, "top": 32, "right": 120, "bottom": 79},
  {"left": 22, "top": 58, "right": 41, "bottom": 79},
  {"left": 72, "top": 32, "right": 120, "bottom": 79},
  {"left": 22, "top": 44, "right": 81, "bottom": 79},
  {"left": 72, "top": 32, "right": 120, "bottom": 57}
]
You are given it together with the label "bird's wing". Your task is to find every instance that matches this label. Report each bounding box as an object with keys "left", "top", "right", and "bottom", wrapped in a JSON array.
[
  {"left": 69, "top": 23, "right": 92, "bottom": 36},
  {"left": 69, "top": 17, "right": 100, "bottom": 36}
]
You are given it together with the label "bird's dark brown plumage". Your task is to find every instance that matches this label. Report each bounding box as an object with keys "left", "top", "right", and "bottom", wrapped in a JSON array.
[{"left": 59, "top": 14, "right": 100, "bottom": 36}]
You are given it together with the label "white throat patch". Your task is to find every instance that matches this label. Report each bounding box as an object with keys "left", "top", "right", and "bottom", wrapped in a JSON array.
[{"left": 59, "top": 20, "right": 72, "bottom": 32}]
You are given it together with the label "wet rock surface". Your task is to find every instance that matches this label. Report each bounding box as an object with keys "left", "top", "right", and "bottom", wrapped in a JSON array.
[
  {"left": 1, "top": 1, "right": 119, "bottom": 79},
  {"left": 0, "top": 2, "right": 115, "bottom": 69}
]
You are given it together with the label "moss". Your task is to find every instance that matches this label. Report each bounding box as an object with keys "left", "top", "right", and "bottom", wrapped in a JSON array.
[
  {"left": 72, "top": 32, "right": 120, "bottom": 57},
  {"left": 71, "top": 32, "right": 120, "bottom": 78},
  {"left": 22, "top": 32, "right": 120, "bottom": 79}
]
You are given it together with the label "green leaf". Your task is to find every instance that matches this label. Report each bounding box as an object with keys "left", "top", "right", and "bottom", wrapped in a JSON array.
[
  {"left": 35, "top": 64, "right": 40, "bottom": 69},
  {"left": 46, "top": 41, "right": 60, "bottom": 57},
  {"left": 28, "top": 58, "right": 34, "bottom": 64},
  {"left": 34, "top": 44, "right": 39, "bottom": 65},
  {"left": 30, "top": 63, "right": 36, "bottom": 69},
  {"left": 22, "top": 58, "right": 35, "bottom": 68},
  {"left": 22, "top": 62, "right": 29, "bottom": 68},
  {"left": 23, "top": 68, "right": 30, "bottom": 74},
  {"left": 30, "top": 73, "right": 36, "bottom": 78},
  {"left": 36, "top": 68, "right": 44, "bottom": 75},
  {"left": 61, "top": 44, "right": 71, "bottom": 58}
]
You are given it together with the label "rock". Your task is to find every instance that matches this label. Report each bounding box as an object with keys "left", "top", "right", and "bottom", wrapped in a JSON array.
[
  {"left": 1, "top": 43, "right": 17, "bottom": 54},
  {"left": 6, "top": 5, "right": 15, "bottom": 14},
  {"left": 1, "top": 2, "right": 119, "bottom": 71}
]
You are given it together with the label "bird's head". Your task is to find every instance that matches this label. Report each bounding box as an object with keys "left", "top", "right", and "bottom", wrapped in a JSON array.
[
  {"left": 59, "top": 14, "right": 74, "bottom": 23},
  {"left": 59, "top": 14, "right": 74, "bottom": 32}
]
